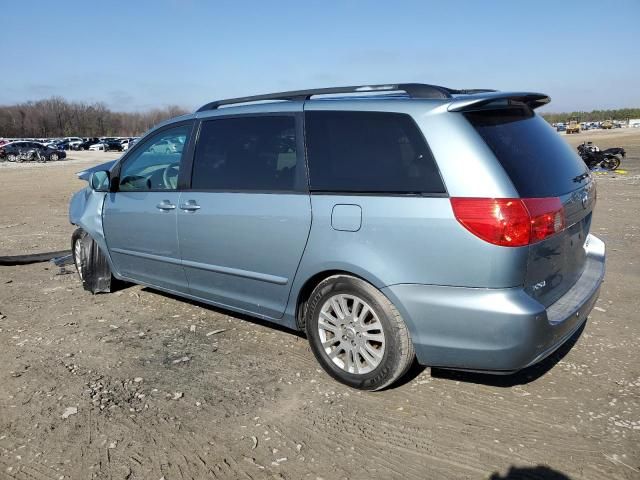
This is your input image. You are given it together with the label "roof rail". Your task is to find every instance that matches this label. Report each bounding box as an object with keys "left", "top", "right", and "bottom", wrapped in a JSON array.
[{"left": 195, "top": 83, "right": 498, "bottom": 112}]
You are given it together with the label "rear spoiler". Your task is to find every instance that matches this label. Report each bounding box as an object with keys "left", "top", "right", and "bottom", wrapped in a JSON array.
[{"left": 447, "top": 92, "right": 550, "bottom": 112}]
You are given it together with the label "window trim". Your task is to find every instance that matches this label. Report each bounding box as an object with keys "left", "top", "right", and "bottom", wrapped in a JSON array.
[
  {"left": 183, "top": 112, "right": 308, "bottom": 194},
  {"left": 303, "top": 110, "right": 448, "bottom": 196},
  {"left": 308, "top": 191, "right": 449, "bottom": 198},
  {"left": 110, "top": 119, "right": 195, "bottom": 193}
]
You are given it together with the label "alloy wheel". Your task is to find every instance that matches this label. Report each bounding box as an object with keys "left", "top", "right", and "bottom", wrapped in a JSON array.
[
  {"left": 317, "top": 294, "right": 386, "bottom": 374},
  {"left": 74, "top": 239, "right": 84, "bottom": 281}
]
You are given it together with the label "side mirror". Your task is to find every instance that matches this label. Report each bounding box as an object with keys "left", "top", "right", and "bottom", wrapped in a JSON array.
[{"left": 90, "top": 170, "right": 110, "bottom": 191}]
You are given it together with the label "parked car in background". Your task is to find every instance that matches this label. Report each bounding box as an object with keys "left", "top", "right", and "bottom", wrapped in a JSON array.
[
  {"left": 89, "top": 142, "right": 106, "bottom": 151},
  {"left": 0, "top": 141, "right": 66, "bottom": 161},
  {"left": 78, "top": 138, "right": 101, "bottom": 150},
  {"left": 52, "top": 137, "right": 83, "bottom": 150},
  {"left": 43, "top": 139, "right": 61, "bottom": 148},
  {"left": 127, "top": 137, "right": 140, "bottom": 149},
  {"left": 70, "top": 83, "right": 605, "bottom": 391},
  {"left": 103, "top": 139, "right": 124, "bottom": 152},
  {"left": 55, "top": 139, "right": 78, "bottom": 150}
]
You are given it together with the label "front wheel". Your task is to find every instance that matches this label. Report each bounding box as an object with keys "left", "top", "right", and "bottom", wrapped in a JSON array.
[
  {"left": 306, "top": 275, "right": 415, "bottom": 391},
  {"left": 49, "top": 153, "right": 59, "bottom": 161},
  {"left": 72, "top": 229, "right": 118, "bottom": 294}
]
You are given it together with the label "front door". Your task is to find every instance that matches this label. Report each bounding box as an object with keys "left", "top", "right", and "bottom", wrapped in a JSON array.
[
  {"left": 103, "top": 123, "right": 193, "bottom": 293},
  {"left": 178, "top": 114, "right": 311, "bottom": 319}
]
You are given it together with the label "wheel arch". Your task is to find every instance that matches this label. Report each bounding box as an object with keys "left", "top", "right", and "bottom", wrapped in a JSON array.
[{"left": 293, "top": 267, "right": 385, "bottom": 331}]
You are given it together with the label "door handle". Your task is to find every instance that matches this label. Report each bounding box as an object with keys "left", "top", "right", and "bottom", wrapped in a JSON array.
[
  {"left": 180, "top": 200, "right": 201, "bottom": 212},
  {"left": 156, "top": 200, "right": 176, "bottom": 211}
]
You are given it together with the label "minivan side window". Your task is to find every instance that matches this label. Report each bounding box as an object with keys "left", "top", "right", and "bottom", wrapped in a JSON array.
[
  {"left": 118, "top": 124, "right": 191, "bottom": 191},
  {"left": 306, "top": 111, "right": 446, "bottom": 194},
  {"left": 191, "top": 116, "right": 298, "bottom": 191}
]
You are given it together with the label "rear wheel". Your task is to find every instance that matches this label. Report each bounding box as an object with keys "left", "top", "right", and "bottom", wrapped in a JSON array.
[
  {"left": 605, "top": 155, "right": 621, "bottom": 170},
  {"left": 7, "top": 153, "right": 17, "bottom": 162},
  {"left": 306, "top": 275, "right": 415, "bottom": 391}
]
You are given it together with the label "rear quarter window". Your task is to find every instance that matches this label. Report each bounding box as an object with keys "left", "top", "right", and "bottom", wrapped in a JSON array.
[
  {"left": 305, "top": 111, "right": 446, "bottom": 194},
  {"left": 465, "top": 107, "right": 588, "bottom": 197}
]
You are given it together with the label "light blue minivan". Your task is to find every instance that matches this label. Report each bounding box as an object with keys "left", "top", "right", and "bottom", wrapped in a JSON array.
[{"left": 70, "top": 84, "right": 605, "bottom": 390}]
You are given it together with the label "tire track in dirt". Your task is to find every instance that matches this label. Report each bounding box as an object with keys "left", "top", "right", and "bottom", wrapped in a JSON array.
[{"left": 76, "top": 409, "right": 257, "bottom": 479}]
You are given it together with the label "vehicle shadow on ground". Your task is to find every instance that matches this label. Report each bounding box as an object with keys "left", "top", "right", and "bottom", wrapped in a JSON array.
[
  {"left": 142, "top": 287, "right": 585, "bottom": 389},
  {"left": 431, "top": 323, "right": 586, "bottom": 387},
  {"left": 488, "top": 465, "right": 571, "bottom": 479},
  {"left": 142, "top": 287, "right": 307, "bottom": 339}
]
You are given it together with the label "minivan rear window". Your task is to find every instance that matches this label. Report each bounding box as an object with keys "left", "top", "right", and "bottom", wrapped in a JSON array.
[
  {"left": 306, "top": 111, "right": 446, "bottom": 194},
  {"left": 465, "top": 107, "right": 589, "bottom": 197}
]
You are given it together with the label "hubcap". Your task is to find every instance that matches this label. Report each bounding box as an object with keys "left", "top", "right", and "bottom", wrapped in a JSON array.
[{"left": 317, "top": 294, "right": 385, "bottom": 374}]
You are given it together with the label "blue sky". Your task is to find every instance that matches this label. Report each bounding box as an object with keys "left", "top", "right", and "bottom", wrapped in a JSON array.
[{"left": 2, "top": 0, "right": 639, "bottom": 113}]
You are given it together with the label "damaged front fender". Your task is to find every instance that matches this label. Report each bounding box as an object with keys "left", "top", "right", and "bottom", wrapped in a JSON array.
[{"left": 69, "top": 186, "right": 118, "bottom": 278}]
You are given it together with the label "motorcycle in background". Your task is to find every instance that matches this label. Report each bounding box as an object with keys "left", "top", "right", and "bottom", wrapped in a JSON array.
[{"left": 577, "top": 142, "right": 625, "bottom": 170}]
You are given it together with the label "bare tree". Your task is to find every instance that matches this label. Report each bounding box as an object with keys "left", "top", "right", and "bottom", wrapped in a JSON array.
[{"left": 0, "top": 97, "right": 190, "bottom": 138}]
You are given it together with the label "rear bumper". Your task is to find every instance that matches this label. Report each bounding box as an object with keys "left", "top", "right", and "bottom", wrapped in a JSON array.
[{"left": 382, "top": 234, "right": 606, "bottom": 372}]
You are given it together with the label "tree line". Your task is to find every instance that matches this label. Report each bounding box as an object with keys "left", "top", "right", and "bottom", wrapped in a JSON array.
[
  {"left": 542, "top": 108, "right": 640, "bottom": 124},
  {"left": 0, "top": 97, "right": 190, "bottom": 139},
  {"left": 3, "top": 97, "right": 639, "bottom": 137}
]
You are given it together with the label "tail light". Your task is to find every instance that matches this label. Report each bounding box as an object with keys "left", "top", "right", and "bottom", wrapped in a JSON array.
[{"left": 450, "top": 197, "right": 565, "bottom": 247}]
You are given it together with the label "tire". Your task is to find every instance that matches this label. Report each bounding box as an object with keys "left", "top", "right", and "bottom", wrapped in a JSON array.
[
  {"left": 605, "top": 156, "right": 621, "bottom": 171},
  {"left": 49, "top": 153, "right": 59, "bottom": 161},
  {"left": 7, "top": 153, "right": 17, "bottom": 162},
  {"left": 72, "top": 229, "right": 118, "bottom": 294},
  {"left": 305, "top": 275, "right": 415, "bottom": 391},
  {"left": 72, "top": 230, "right": 88, "bottom": 285}
]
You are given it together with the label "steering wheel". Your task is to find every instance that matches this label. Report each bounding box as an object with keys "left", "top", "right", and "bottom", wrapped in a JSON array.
[{"left": 162, "top": 162, "right": 180, "bottom": 189}]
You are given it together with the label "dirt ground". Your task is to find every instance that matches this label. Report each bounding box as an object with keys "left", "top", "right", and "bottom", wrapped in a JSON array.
[{"left": 0, "top": 130, "right": 638, "bottom": 480}]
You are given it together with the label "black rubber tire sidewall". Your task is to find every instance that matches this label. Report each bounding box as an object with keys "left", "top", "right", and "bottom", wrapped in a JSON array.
[
  {"left": 607, "top": 156, "right": 621, "bottom": 170},
  {"left": 306, "top": 275, "right": 408, "bottom": 391}
]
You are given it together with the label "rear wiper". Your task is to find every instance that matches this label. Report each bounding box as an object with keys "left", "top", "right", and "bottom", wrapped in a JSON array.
[{"left": 572, "top": 172, "right": 589, "bottom": 183}]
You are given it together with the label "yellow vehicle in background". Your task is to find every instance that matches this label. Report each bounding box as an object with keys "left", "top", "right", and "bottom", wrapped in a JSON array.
[
  {"left": 566, "top": 118, "right": 580, "bottom": 134},
  {"left": 601, "top": 119, "right": 613, "bottom": 129}
]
